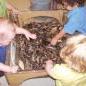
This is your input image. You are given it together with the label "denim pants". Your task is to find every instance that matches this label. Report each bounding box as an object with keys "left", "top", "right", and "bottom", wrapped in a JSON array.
[
  {"left": 0, "top": 46, "right": 7, "bottom": 63},
  {"left": 0, "top": 46, "right": 7, "bottom": 76}
]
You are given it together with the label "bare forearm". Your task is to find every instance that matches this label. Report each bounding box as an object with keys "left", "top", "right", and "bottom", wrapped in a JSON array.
[
  {"left": 46, "top": 65, "right": 53, "bottom": 75},
  {"left": 51, "top": 29, "right": 65, "bottom": 45},
  {"left": 15, "top": 24, "right": 36, "bottom": 40},
  {"left": 0, "top": 63, "right": 11, "bottom": 72},
  {"left": 46, "top": 66, "right": 56, "bottom": 79},
  {"left": 54, "top": 29, "right": 65, "bottom": 40},
  {"left": 13, "top": 24, "right": 30, "bottom": 35},
  {"left": 45, "top": 60, "right": 54, "bottom": 75},
  {"left": 15, "top": 26, "right": 31, "bottom": 35}
]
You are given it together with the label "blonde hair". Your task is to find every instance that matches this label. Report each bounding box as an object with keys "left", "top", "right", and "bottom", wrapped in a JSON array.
[{"left": 60, "top": 34, "right": 86, "bottom": 72}]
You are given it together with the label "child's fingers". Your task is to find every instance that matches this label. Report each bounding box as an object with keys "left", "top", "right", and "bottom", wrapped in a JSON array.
[
  {"left": 26, "top": 34, "right": 37, "bottom": 40},
  {"left": 26, "top": 36, "right": 30, "bottom": 40},
  {"left": 46, "top": 60, "right": 53, "bottom": 64},
  {"left": 47, "top": 44, "right": 55, "bottom": 49},
  {"left": 11, "top": 66, "right": 19, "bottom": 73},
  {"left": 30, "top": 34, "right": 37, "bottom": 39}
]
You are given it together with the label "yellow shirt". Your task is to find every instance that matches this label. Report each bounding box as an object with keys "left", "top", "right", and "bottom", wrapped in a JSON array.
[
  {"left": 0, "top": 0, "right": 7, "bottom": 17},
  {"left": 50, "top": 64, "right": 86, "bottom": 86}
]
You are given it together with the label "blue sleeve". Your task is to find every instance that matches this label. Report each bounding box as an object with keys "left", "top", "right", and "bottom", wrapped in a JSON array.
[{"left": 64, "top": 15, "right": 80, "bottom": 34}]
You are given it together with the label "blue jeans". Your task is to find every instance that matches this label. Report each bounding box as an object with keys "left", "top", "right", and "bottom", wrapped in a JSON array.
[
  {"left": 0, "top": 46, "right": 7, "bottom": 76},
  {"left": 0, "top": 46, "right": 7, "bottom": 63}
]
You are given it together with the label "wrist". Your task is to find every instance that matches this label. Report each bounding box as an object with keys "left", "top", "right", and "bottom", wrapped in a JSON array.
[{"left": 9, "top": 67, "right": 13, "bottom": 73}]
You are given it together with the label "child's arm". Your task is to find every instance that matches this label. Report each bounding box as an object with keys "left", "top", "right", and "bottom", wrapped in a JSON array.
[
  {"left": 45, "top": 60, "right": 62, "bottom": 79},
  {"left": 14, "top": 24, "right": 37, "bottom": 40},
  {"left": 0, "top": 63, "right": 18, "bottom": 73},
  {"left": 45, "top": 60, "right": 54, "bottom": 76},
  {"left": 50, "top": 29, "right": 65, "bottom": 46}
]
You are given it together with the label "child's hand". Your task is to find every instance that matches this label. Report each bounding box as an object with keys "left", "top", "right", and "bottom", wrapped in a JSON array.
[
  {"left": 14, "top": 24, "right": 37, "bottom": 40},
  {"left": 29, "top": 34, "right": 37, "bottom": 39},
  {"left": 50, "top": 37, "right": 58, "bottom": 46},
  {"left": 25, "top": 33, "right": 37, "bottom": 40},
  {"left": 51, "top": 37, "right": 62, "bottom": 46},
  {"left": 46, "top": 60, "right": 53, "bottom": 65},
  {"left": 10, "top": 66, "right": 19, "bottom": 73},
  {"left": 47, "top": 44, "right": 56, "bottom": 49}
]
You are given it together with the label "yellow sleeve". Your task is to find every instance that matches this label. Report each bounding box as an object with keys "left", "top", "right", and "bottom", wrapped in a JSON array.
[{"left": 49, "top": 64, "right": 84, "bottom": 83}]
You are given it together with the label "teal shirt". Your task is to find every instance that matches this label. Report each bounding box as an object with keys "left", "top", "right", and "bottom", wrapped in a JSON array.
[{"left": 0, "top": 0, "right": 7, "bottom": 17}]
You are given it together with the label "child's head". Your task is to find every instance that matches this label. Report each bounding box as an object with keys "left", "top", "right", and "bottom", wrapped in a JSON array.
[
  {"left": 0, "top": 19, "right": 16, "bottom": 46},
  {"left": 60, "top": 34, "right": 86, "bottom": 72},
  {"left": 62, "top": 0, "right": 85, "bottom": 10}
]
